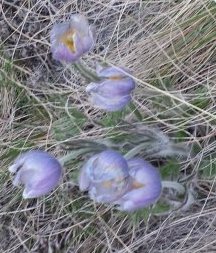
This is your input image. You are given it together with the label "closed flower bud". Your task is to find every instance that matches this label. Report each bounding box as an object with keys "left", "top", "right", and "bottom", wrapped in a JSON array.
[
  {"left": 9, "top": 150, "right": 62, "bottom": 199},
  {"left": 50, "top": 14, "right": 95, "bottom": 63},
  {"left": 86, "top": 65, "right": 135, "bottom": 111},
  {"left": 79, "top": 150, "right": 131, "bottom": 203},
  {"left": 115, "top": 158, "right": 162, "bottom": 212}
]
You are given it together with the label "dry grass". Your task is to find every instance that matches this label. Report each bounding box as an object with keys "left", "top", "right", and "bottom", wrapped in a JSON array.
[{"left": 1, "top": 0, "right": 216, "bottom": 252}]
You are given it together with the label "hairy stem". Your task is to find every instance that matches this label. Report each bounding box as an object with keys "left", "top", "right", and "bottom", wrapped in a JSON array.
[
  {"left": 162, "top": 181, "right": 185, "bottom": 195},
  {"left": 73, "top": 61, "right": 100, "bottom": 82}
]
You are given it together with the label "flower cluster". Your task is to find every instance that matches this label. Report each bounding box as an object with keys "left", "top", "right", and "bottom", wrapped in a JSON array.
[
  {"left": 9, "top": 149, "right": 162, "bottom": 212},
  {"left": 50, "top": 14, "right": 135, "bottom": 112},
  {"left": 79, "top": 150, "right": 162, "bottom": 211},
  {"left": 8, "top": 13, "right": 163, "bottom": 212}
]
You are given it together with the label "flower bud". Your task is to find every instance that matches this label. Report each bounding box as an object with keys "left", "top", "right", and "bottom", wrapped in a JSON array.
[
  {"left": 9, "top": 150, "right": 62, "bottom": 199},
  {"left": 50, "top": 14, "right": 95, "bottom": 63},
  {"left": 86, "top": 65, "right": 135, "bottom": 111},
  {"left": 79, "top": 150, "right": 131, "bottom": 203},
  {"left": 115, "top": 158, "right": 162, "bottom": 211}
]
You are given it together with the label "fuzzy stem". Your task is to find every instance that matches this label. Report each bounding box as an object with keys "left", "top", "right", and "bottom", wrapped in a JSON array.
[
  {"left": 162, "top": 181, "right": 185, "bottom": 195},
  {"left": 124, "top": 142, "right": 159, "bottom": 159},
  {"left": 73, "top": 62, "right": 100, "bottom": 82},
  {"left": 59, "top": 148, "right": 93, "bottom": 165},
  {"left": 59, "top": 145, "right": 107, "bottom": 166}
]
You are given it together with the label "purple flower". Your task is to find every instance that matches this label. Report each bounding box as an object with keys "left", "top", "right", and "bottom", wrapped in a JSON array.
[
  {"left": 9, "top": 150, "right": 62, "bottom": 199},
  {"left": 79, "top": 150, "right": 162, "bottom": 211},
  {"left": 115, "top": 158, "right": 162, "bottom": 212},
  {"left": 50, "top": 14, "right": 95, "bottom": 63},
  {"left": 86, "top": 65, "right": 135, "bottom": 111},
  {"left": 79, "top": 150, "right": 131, "bottom": 203}
]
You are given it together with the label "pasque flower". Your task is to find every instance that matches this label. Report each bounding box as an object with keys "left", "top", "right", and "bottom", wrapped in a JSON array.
[
  {"left": 79, "top": 150, "right": 161, "bottom": 211},
  {"left": 9, "top": 150, "right": 62, "bottom": 199},
  {"left": 115, "top": 158, "right": 162, "bottom": 211},
  {"left": 50, "top": 14, "right": 94, "bottom": 63},
  {"left": 79, "top": 150, "right": 131, "bottom": 203},
  {"left": 86, "top": 65, "right": 135, "bottom": 111}
]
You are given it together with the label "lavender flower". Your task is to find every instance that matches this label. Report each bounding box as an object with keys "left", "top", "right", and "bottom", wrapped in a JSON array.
[
  {"left": 86, "top": 65, "right": 135, "bottom": 111},
  {"left": 50, "top": 14, "right": 94, "bottom": 63},
  {"left": 79, "top": 150, "right": 161, "bottom": 211},
  {"left": 79, "top": 150, "right": 131, "bottom": 203},
  {"left": 115, "top": 158, "right": 162, "bottom": 212},
  {"left": 9, "top": 150, "right": 62, "bottom": 199}
]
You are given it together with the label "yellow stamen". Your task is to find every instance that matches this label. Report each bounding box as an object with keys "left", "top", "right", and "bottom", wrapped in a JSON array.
[
  {"left": 109, "top": 75, "right": 123, "bottom": 81},
  {"left": 132, "top": 180, "right": 144, "bottom": 189},
  {"left": 60, "top": 29, "right": 76, "bottom": 52},
  {"left": 102, "top": 180, "right": 113, "bottom": 188}
]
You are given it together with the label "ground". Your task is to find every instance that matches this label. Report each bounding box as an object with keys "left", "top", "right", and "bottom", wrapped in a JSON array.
[{"left": 0, "top": 0, "right": 216, "bottom": 252}]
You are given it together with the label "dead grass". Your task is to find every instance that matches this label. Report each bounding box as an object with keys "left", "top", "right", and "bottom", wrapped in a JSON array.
[{"left": 1, "top": 0, "right": 216, "bottom": 252}]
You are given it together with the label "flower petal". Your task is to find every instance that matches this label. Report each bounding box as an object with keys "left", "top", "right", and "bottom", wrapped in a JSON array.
[
  {"left": 90, "top": 150, "right": 129, "bottom": 182},
  {"left": 88, "top": 92, "right": 131, "bottom": 111},
  {"left": 87, "top": 78, "right": 135, "bottom": 97},
  {"left": 116, "top": 158, "right": 162, "bottom": 211},
  {"left": 127, "top": 158, "right": 161, "bottom": 187},
  {"left": 79, "top": 156, "right": 96, "bottom": 191},
  {"left": 96, "top": 65, "right": 131, "bottom": 79},
  {"left": 116, "top": 185, "right": 161, "bottom": 212},
  {"left": 70, "top": 14, "right": 90, "bottom": 36},
  {"left": 51, "top": 44, "right": 78, "bottom": 63}
]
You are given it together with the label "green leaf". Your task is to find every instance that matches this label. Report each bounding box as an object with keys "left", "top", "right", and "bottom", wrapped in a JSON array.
[
  {"left": 100, "top": 110, "right": 127, "bottom": 127},
  {"left": 53, "top": 109, "right": 87, "bottom": 141},
  {"left": 160, "top": 160, "right": 180, "bottom": 179}
]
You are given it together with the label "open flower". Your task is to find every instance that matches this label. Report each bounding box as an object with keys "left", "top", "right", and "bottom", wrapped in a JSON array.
[
  {"left": 79, "top": 150, "right": 161, "bottom": 211},
  {"left": 86, "top": 65, "right": 135, "bottom": 111},
  {"left": 9, "top": 150, "right": 62, "bottom": 199},
  {"left": 79, "top": 150, "right": 131, "bottom": 203},
  {"left": 50, "top": 14, "right": 95, "bottom": 63}
]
